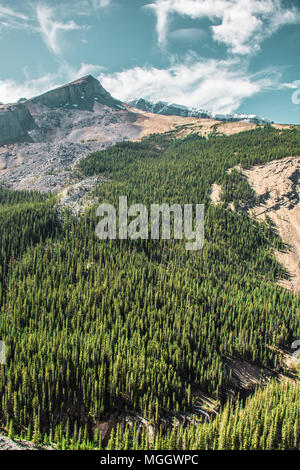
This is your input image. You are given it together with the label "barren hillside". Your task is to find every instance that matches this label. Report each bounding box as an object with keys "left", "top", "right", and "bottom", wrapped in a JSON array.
[
  {"left": 242, "top": 157, "right": 300, "bottom": 291},
  {"left": 130, "top": 105, "right": 295, "bottom": 139}
]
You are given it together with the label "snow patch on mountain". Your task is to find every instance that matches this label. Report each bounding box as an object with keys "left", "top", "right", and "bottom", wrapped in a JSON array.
[{"left": 128, "top": 98, "right": 272, "bottom": 125}]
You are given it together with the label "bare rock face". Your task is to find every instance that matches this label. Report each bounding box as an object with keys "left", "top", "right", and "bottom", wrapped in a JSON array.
[
  {"left": 29, "top": 75, "right": 123, "bottom": 111},
  {"left": 0, "top": 103, "right": 36, "bottom": 145}
]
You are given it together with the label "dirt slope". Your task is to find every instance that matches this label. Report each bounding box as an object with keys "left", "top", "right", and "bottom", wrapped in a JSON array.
[
  {"left": 128, "top": 105, "right": 258, "bottom": 138},
  {"left": 241, "top": 156, "right": 300, "bottom": 291}
]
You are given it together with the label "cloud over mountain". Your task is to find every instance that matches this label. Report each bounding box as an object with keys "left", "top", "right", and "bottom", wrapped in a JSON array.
[{"left": 100, "top": 59, "right": 279, "bottom": 114}]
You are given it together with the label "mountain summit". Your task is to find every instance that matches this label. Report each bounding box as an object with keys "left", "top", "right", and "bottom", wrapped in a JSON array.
[{"left": 29, "top": 75, "right": 123, "bottom": 111}]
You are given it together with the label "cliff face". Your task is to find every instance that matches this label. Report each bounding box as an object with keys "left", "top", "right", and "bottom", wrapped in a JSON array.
[
  {"left": 29, "top": 75, "right": 123, "bottom": 111},
  {"left": 0, "top": 103, "right": 35, "bottom": 145}
]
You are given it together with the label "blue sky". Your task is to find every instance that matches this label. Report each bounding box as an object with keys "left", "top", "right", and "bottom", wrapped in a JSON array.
[{"left": 0, "top": 0, "right": 300, "bottom": 123}]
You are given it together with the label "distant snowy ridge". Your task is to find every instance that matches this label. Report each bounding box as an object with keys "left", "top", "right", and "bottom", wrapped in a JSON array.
[{"left": 128, "top": 98, "right": 272, "bottom": 125}]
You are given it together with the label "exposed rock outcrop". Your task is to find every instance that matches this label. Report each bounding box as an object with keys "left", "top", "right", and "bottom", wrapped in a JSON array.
[
  {"left": 29, "top": 75, "right": 123, "bottom": 111},
  {"left": 0, "top": 103, "right": 35, "bottom": 145}
]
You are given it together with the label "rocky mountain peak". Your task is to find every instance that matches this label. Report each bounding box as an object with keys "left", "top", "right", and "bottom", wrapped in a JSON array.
[{"left": 29, "top": 75, "right": 123, "bottom": 111}]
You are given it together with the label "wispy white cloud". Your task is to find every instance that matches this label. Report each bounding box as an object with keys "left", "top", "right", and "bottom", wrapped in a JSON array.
[
  {"left": 36, "top": 3, "right": 81, "bottom": 55},
  {"left": 0, "top": 62, "right": 104, "bottom": 104},
  {"left": 0, "top": 5, "right": 28, "bottom": 21},
  {"left": 0, "top": 4, "right": 29, "bottom": 31},
  {"left": 100, "top": 59, "right": 279, "bottom": 114},
  {"left": 147, "top": 0, "right": 300, "bottom": 55}
]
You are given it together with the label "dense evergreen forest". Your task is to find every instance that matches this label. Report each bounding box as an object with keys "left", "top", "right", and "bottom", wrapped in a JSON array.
[{"left": 0, "top": 126, "right": 299, "bottom": 449}]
